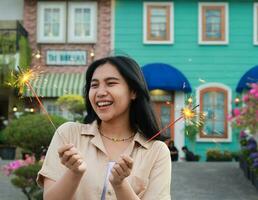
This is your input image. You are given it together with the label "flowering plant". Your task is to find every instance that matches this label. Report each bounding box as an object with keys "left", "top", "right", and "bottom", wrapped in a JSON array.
[
  {"left": 1, "top": 154, "right": 44, "bottom": 200},
  {"left": 252, "top": 158, "right": 258, "bottom": 175},
  {"left": 1, "top": 154, "right": 35, "bottom": 176},
  {"left": 231, "top": 83, "right": 258, "bottom": 135}
]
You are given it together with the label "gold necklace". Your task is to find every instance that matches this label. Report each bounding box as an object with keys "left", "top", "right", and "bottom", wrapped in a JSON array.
[{"left": 99, "top": 131, "right": 135, "bottom": 142}]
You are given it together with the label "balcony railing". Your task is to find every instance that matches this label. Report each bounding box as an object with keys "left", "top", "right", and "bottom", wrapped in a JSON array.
[
  {"left": 0, "top": 21, "right": 28, "bottom": 54},
  {"left": 0, "top": 21, "right": 28, "bottom": 85}
]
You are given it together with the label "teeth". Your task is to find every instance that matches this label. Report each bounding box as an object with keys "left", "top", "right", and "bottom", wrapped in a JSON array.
[{"left": 97, "top": 101, "right": 112, "bottom": 107}]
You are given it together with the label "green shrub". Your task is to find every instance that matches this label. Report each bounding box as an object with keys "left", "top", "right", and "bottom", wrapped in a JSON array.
[
  {"left": 184, "top": 124, "right": 199, "bottom": 142},
  {"left": 2, "top": 114, "right": 67, "bottom": 160},
  {"left": 11, "top": 162, "right": 43, "bottom": 200},
  {"left": 206, "top": 149, "right": 233, "bottom": 161},
  {"left": 56, "top": 94, "right": 85, "bottom": 115},
  {"left": 0, "top": 129, "right": 6, "bottom": 145},
  {"left": 56, "top": 94, "right": 85, "bottom": 121},
  {"left": 231, "top": 151, "right": 240, "bottom": 161}
]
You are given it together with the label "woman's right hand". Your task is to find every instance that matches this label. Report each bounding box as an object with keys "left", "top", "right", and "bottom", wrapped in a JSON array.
[{"left": 58, "top": 144, "right": 86, "bottom": 175}]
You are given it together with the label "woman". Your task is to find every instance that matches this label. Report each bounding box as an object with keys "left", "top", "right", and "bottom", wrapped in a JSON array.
[
  {"left": 168, "top": 140, "right": 178, "bottom": 162},
  {"left": 37, "top": 56, "right": 171, "bottom": 200}
]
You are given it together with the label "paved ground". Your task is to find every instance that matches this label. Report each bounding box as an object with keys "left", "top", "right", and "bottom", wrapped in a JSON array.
[
  {"left": 0, "top": 160, "right": 26, "bottom": 200},
  {"left": 171, "top": 162, "right": 258, "bottom": 200},
  {"left": 0, "top": 160, "right": 257, "bottom": 200}
]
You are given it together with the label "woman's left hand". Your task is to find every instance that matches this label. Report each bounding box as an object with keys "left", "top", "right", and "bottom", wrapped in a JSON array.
[{"left": 109, "top": 155, "right": 133, "bottom": 187}]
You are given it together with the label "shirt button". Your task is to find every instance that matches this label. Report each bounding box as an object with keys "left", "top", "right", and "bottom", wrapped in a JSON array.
[{"left": 108, "top": 191, "right": 112, "bottom": 195}]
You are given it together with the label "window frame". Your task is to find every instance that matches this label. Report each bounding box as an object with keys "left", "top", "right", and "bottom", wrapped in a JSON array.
[
  {"left": 43, "top": 100, "right": 74, "bottom": 120},
  {"left": 143, "top": 2, "right": 174, "bottom": 44},
  {"left": 68, "top": 2, "right": 97, "bottom": 43},
  {"left": 37, "top": 2, "right": 66, "bottom": 43},
  {"left": 198, "top": 2, "right": 229, "bottom": 45},
  {"left": 254, "top": 3, "right": 258, "bottom": 45},
  {"left": 196, "top": 83, "right": 232, "bottom": 142}
]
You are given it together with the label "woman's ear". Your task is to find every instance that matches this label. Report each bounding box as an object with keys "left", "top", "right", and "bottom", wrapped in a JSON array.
[{"left": 131, "top": 91, "right": 137, "bottom": 100}]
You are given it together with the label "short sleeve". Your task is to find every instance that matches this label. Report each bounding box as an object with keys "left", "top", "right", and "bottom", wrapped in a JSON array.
[
  {"left": 36, "top": 123, "right": 70, "bottom": 187},
  {"left": 142, "top": 142, "right": 172, "bottom": 200}
]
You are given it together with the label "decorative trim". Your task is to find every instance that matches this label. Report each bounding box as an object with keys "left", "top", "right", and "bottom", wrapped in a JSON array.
[
  {"left": 196, "top": 83, "right": 232, "bottom": 142},
  {"left": 37, "top": 2, "right": 66, "bottom": 43},
  {"left": 174, "top": 92, "right": 185, "bottom": 159},
  {"left": 254, "top": 3, "right": 258, "bottom": 45},
  {"left": 67, "top": 2, "right": 97, "bottom": 43},
  {"left": 198, "top": 2, "right": 229, "bottom": 45},
  {"left": 143, "top": 2, "right": 174, "bottom": 44},
  {"left": 111, "top": 0, "right": 115, "bottom": 51}
]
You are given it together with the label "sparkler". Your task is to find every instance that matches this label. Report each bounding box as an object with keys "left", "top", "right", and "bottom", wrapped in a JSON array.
[
  {"left": 16, "top": 67, "right": 54, "bottom": 126},
  {"left": 12, "top": 66, "right": 66, "bottom": 144},
  {"left": 146, "top": 105, "right": 200, "bottom": 143}
]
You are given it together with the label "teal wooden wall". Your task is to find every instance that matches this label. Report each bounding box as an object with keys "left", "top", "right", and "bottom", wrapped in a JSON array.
[{"left": 115, "top": 0, "right": 258, "bottom": 159}]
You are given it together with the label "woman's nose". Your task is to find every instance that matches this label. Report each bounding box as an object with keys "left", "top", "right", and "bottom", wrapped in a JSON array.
[{"left": 96, "top": 87, "right": 108, "bottom": 98}]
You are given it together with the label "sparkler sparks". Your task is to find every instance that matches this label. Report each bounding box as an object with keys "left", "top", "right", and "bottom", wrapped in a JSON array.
[
  {"left": 182, "top": 107, "right": 196, "bottom": 121},
  {"left": 6, "top": 67, "right": 40, "bottom": 95},
  {"left": 146, "top": 105, "right": 200, "bottom": 143},
  {"left": 8, "top": 66, "right": 66, "bottom": 144}
]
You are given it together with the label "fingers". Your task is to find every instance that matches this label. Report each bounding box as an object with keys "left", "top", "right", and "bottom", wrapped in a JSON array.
[
  {"left": 109, "top": 155, "right": 134, "bottom": 186},
  {"left": 57, "top": 144, "right": 86, "bottom": 174},
  {"left": 58, "top": 144, "right": 74, "bottom": 157},
  {"left": 120, "top": 155, "right": 133, "bottom": 169}
]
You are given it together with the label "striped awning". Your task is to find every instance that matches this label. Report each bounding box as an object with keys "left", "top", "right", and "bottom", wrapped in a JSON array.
[{"left": 24, "top": 73, "right": 85, "bottom": 97}]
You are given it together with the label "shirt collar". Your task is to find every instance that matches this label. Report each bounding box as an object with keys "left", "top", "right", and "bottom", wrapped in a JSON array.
[{"left": 80, "top": 120, "right": 150, "bottom": 150}]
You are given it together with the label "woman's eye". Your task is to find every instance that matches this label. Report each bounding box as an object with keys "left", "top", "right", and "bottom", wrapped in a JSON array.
[
  {"left": 107, "top": 82, "right": 117, "bottom": 86},
  {"left": 90, "top": 83, "right": 98, "bottom": 88}
]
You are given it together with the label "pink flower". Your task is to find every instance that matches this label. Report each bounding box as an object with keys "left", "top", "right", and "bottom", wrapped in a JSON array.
[
  {"left": 1, "top": 160, "right": 26, "bottom": 176},
  {"left": 236, "top": 118, "right": 242, "bottom": 125},
  {"left": 0, "top": 155, "right": 36, "bottom": 176},
  {"left": 255, "top": 93, "right": 258, "bottom": 99},
  {"left": 242, "top": 95, "right": 249, "bottom": 102},
  {"left": 250, "top": 89, "right": 256, "bottom": 95},
  {"left": 227, "top": 115, "right": 233, "bottom": 121},
  {"left": 233, "top": 108, "right": 241, "bottom": 117}
]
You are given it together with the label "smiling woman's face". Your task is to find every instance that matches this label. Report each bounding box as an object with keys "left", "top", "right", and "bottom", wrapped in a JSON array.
[{"left": 88, "top": 62, "right": 136, "bottom": 123}]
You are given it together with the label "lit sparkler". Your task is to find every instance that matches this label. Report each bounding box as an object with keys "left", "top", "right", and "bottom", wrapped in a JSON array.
[
  {"left": 146, "top": 105, "right": 200, "bottom": 143},
  {"left": 6, "top": 68, "right": 38, "bottom": 94},
  {"left": 11, "top": 67, "right": 66, "bottom": 144}
]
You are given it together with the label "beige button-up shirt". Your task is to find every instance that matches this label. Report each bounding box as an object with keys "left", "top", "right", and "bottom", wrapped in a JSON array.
[{"left": 37, "top": 121, "right": 171, "bottom": 200}]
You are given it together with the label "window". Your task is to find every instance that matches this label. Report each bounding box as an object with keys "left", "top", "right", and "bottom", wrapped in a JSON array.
[
  {"left": 43, "top": 100, "right": 74, "bottom": 120},
  {"left": 254, "top": 3, "right": 258, "bottom": 45},
  {"left": 199, "top": 3, "right": 228, "bottom": 45},
  {"left": 196, "top": 83, "right": 232, "bottom": 142},
  {"left": 143, "top": 2, "right": 174, "bottom": 44},
  {"left": 37, "top": 2, "right": 66, "bottom": 43},
  {"left": 37, "top": 2, "right": 97, "bottom": 43},
  {"left": 68, "top": 2, "right": 97, "bottom": 43}
]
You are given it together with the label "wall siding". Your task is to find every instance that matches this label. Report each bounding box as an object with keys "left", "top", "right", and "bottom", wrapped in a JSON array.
[{"left": 115, "top": 0, "right": 257, "bottom": 159}]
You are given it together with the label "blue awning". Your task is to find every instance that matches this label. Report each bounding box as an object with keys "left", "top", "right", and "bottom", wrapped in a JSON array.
[
  {"left": 236, "top": 65, "right": 258, "bottom": 92},
  {"left": 142, "top": 63, "right": 192, "bottom": 92}
]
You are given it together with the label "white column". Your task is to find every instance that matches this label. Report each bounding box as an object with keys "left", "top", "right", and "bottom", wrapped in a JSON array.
[{"left": 174, "top": 91, "right": 185, "bottom": 161}]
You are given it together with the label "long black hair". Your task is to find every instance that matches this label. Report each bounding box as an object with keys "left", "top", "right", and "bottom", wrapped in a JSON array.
[{"left": 84, "top": 56, "right": 160, "bottom": 140}]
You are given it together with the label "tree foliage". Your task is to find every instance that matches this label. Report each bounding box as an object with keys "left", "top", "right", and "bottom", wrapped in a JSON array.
[
  {"left": 11, "top": 162, "right": 43, "bottom": 200},
  {"left": 56, "top": 94, "right": 85, "bottom": 115},
  {"left": 2, "top": 114, "right": 67, "bottom": 160}
]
